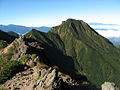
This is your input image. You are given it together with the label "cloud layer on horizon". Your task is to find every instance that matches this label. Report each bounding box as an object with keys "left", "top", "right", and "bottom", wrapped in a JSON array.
[
  {"left": 89, "top": 23, "right": 120, "bottom": 38},
  {"left": 96, "top": 30, "right": 120, "bottom": 38}
]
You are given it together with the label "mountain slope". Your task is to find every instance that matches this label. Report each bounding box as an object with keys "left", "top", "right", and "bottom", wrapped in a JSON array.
[
  {"left": 25, "top": 29, "right": 76, "bottom": 76},
  {"left": 50, "top": 19, "right": 120, "bottom": 87},
  {"left": 0, "top": 30, "right": 16, "bottom": 43},
  {"left": 7, "top": 31, "right": 19, "bottom": 37},
  {"left": 0, "top": 35, "right": 98, "bottom": 90},
  {"left": 25, "top": 19, "right": 120, "bottom": 88},
  {"left": 0, "top": 30, "right": 17, "bottom": 50}
]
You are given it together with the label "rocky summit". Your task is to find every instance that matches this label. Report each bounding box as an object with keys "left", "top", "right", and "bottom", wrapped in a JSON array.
[{"left": 0, "top": 19, "right": 120, "bottom": 90}]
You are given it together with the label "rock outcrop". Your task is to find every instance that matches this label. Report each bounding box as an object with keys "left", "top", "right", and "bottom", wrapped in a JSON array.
[
  {"left": 101, "top": 82, "right": 120, "bottom": 90},
  {"left": 0, "top": 40, "right": 14, "bottom": 55},
  {"left": 0, "top": 64, "right": 92, "bottom": 90},
  {"left": 11, "top": 35, "right": 28, "bottom": 60},
  {"left": 0, "top": 66, "right": 57, "bottom": 90},
  {"left": 0, "top": 35, "right": 27, "bottom": 60}
]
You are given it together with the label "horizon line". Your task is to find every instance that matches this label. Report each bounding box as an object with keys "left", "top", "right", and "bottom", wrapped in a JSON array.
[{"left": 0, "top": 22, "right": 119, "bottom": 27}]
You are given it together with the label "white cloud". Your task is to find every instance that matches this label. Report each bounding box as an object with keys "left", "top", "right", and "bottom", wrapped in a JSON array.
[
  {"left": 89, "top": 24, "right": 120, "bottom": 38},
  {"left": 96, "top": 30, "right": 120, "bottom": 38},
  {"left": 91, "top": 25, "right": 120, "bottom": 30}
]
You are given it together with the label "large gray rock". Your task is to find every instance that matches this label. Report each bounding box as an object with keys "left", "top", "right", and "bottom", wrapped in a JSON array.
[{"left": 101, "top": 82, "right": 120, "bottom": 90}]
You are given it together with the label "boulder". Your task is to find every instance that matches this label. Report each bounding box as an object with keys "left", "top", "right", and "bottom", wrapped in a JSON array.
[{"left": 101, "top": 82, "right": 120, "bottom": 90}]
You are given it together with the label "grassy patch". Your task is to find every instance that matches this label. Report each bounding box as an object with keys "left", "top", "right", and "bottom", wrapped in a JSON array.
[
  {"left": 0, "top": 40, "right": 7, "bottom": 50},
  {"left": 19, "top": 54, "right": 30, "bottom": 63},
  {"left": 0, "top": 61, "right": 24, "bottom": 84}
]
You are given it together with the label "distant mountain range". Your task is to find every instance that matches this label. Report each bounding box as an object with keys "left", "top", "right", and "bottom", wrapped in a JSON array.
[
  {"left": 0, "top": 23, "right": 120, "bottom": 45},
  {"left": 0, "top": 24, "right": 51, "bottom": 34}
]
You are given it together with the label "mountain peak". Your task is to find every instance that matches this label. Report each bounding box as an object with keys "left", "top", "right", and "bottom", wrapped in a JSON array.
[
  {"left": 50, "top": 18, "right": 113, "bottom": 51},
  {"left": 66, "top": 18, "right": 83, "bottom": 22},
  {"left": 61, "top": 18, "right": 85, "bottom": 25},
  {"left": 51, "top": 18, "right": 99, "bottom": 39},
  {"left": 59, "top": 18, "right": 91, "bottom": 32}
]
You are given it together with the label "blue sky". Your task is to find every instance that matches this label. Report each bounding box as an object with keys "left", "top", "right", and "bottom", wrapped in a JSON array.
[{"left": 0, "top": 0, "right": 120, "bottom": 26}]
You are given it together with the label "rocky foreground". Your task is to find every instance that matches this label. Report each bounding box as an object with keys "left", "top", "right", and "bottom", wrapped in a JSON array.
[
  {"left": 0, "top": 65, "right": 91, "bottom": 90},
  {"left": 0, "top": 64, "right": 119, "bottom": 90}
]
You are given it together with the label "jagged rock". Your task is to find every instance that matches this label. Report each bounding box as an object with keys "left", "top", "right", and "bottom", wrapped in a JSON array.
[
  {"left": 0, "top": 66, "right": 57, "bottom": 90},
  {"left": 101, "top": 82, "right": 120, "bottom": 90},
  {"left": 34, "top": 56, "right": 39, "bottom": 62},
  {"left": 11, "top": 35, "right": 28, "bottom": 60},
  {"left": 28, "top": 41, "right": 44, "bottom": 50},
  {"left": 0, "top": 64, "right": 83, "bottom": 90},
  {"left": 0, "top": 35, "right": 28, "bottom": 60},
  {"left": 34, "top": 68, "right": 56, "bottom": 90}
]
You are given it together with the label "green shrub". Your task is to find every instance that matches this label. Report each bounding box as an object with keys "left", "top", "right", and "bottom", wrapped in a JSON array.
[
  {"left": 0, "top": 40, "right": 7, "bottom": 50},
  {"left": 19, "top": 54, "right": 37, "bottom": 64},
  {"left": 3, "top": 53, "right": 13, "bottom": 61},
  {"left": 0, "top": 61, "right": 24, "bottom": 84},
  {"left": 0, "top": 41, "right": 19, "bottom": 66},
  {"left": 31, "top": 54, "right": 37, "bottom": 60},
  {"left": 19, "top": 54, "right": 30, "bottom": 63},
  {"left": 0, "top": 88, "right": 5, "bottom": 90}
]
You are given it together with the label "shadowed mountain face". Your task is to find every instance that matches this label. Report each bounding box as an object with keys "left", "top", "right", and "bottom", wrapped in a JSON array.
[
  {"left": 0, "top": 30, "right": 17, "bottom": 50},
  {"left": 25, "top": 19, "right": 120, "bottom": 88},
  {"left": 0, "top": 30, "right": 16, "bottom": 43},
  {"left": 25, "top": 30, "right": 77, "bottom": 77}
]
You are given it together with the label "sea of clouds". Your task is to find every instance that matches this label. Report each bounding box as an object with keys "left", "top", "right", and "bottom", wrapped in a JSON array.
[{"left": 89, "top": 23, "right": 120, "bottom": 45}]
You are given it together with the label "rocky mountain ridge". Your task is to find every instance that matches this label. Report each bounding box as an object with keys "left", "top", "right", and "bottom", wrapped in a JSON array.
[
  {"left": 0, "top": 19, "right": 120, "bottom": 90},
  {"left": 0, "top": 35, "right": 90, "bottom": 90}
]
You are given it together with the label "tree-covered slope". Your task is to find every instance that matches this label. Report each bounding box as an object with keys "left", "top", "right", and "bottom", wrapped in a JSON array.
[{"left": 25, "top": 19, "right": 120, "bottom": 88}]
